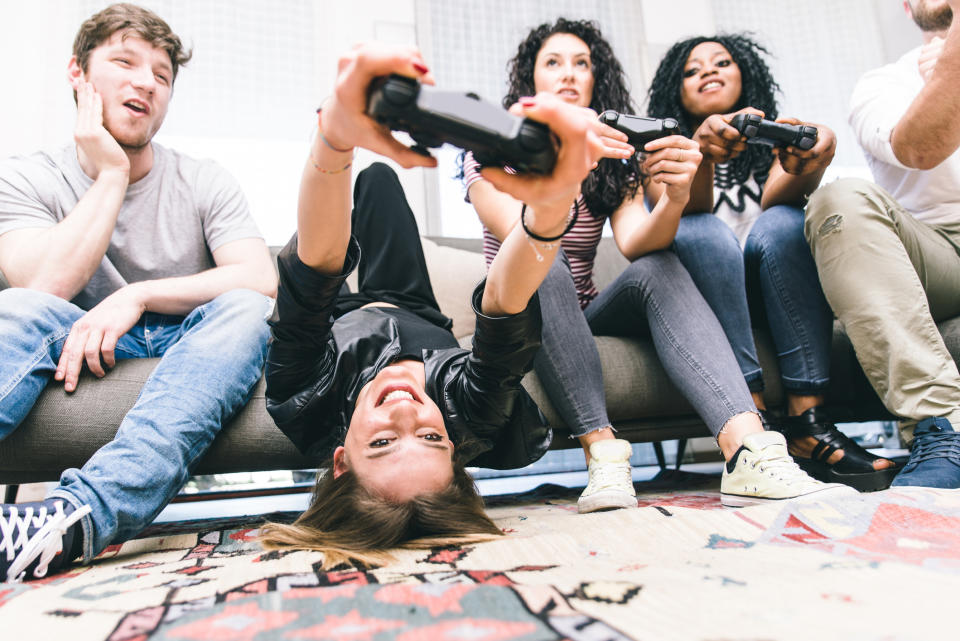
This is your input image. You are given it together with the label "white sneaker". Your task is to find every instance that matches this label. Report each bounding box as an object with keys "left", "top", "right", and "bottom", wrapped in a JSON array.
[
  {"left": 578, "top": 439, "right": 637, "bottom": 514},
  {"left": 721, "top": 431, "right": 858, "bottom": 507}
]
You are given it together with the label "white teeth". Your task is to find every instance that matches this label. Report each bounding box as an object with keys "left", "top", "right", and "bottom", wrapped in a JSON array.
[
  {"left": 383, "top": 390, "right": 414, "bottom": 403},
  {"left": 702, "top": 81, "right": 722, "bottom": 91}
]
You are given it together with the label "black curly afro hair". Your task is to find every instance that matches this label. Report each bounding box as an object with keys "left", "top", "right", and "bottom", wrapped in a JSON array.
[{"left": 646, "top": 34, "right": 780, "bottom": 190}]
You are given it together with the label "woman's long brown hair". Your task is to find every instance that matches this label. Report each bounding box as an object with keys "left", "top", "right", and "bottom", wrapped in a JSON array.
[{"left": 259, "top": 460, "right": 503, "bottom": 569}]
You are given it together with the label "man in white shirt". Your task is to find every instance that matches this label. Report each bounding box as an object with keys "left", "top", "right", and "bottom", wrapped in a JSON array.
[{"left": 805, "top": 0, "right": 960, "bottom": 488}]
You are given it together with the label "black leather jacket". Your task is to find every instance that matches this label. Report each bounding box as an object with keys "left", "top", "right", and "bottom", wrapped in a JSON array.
[{"left": 264, "top": 236, "right": 552, "bottom": 470}]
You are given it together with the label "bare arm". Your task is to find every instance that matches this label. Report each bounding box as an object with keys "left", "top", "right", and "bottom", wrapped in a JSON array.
[
  {"left": 611, "top": 135, "right": 702, "bottom": 260},
  {"left": 474, "top": 98, "right": 631, "bottom": 315},
  {"left": 468, "top": 109, "right": 633, "bottom": 244},
  {"left": 891, "top": 2, "right": 960, "bottom": 169},
  {"left": 54, "top": 237, "right": 276, "bottom": 392},
  {"left": 466, "top": 178, "right": 522, "bottom": 242},
  {"left": 128, "top": 237, "right": 277, "bottom": 314},
  {"left": 0, "top": 81, "right": 130, "bottom": 299}
]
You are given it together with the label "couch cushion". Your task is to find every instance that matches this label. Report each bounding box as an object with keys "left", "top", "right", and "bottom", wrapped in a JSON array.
[
  {"left": 0, "top": 359, "right": 314, "bottom": 483},
  {"left": 5, "top": 237, "right": 957, "bottom": 483},
  {"left": 420, "top": 237, "right": 487, "bottom": 339}
]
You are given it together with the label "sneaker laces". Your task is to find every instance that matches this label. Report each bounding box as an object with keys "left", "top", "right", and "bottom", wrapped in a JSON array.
[
  {"left": 909, "top": 431, "right": 960, "bottom": 466},
  {"left": 752, "top": 448, "right": 820, "bottom": 487},
  {"left": 586, "top": 460, "right": 633, "bottom": 493},
  {"left": 2, "top": 501, "right": 91, "bottom": 582}
]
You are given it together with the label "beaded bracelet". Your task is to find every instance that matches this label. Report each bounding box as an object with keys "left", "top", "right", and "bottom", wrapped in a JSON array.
[{"left": 310, "top": 153, "right": 354, "bottom": 175}]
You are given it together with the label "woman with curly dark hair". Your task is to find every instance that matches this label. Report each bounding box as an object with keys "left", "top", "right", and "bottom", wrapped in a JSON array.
[
  {"left": 464, "top": 19, "right": 851, "bottom": 511},
  {"left": 646, "top": 34, "right": 897, "bottom": 491}
]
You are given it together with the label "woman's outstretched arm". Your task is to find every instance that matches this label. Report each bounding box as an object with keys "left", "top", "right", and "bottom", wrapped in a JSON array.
[{"left": 297, "top": 44, "right": 438, "bottom": 274}]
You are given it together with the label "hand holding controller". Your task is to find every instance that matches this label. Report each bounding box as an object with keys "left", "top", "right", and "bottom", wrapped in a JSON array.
[
  {"left": 366, "top": 74, "right": 557, "bottom": 174},
  {"left": 729, "top": 113, "right": 818, "bottom": 151},
  {"left": 598, "top": 111, "right": 680, "bottom": 148}
]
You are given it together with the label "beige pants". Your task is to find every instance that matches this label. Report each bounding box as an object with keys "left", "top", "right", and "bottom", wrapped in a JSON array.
[{"left": 805, "top": 178, "right": 960, "bottom": 441}]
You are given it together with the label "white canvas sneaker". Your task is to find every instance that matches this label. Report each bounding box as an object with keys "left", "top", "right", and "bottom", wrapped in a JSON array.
[
  {"left": 721, "top": 431, "right": 858, "bottom": 507},
  {"left": 578, "top": 439, "right": 637, "bottom": 514}
]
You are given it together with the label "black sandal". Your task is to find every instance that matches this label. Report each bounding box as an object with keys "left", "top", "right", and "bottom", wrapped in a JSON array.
[{"left": 776, "top": 407, "right": 899, "bottom": 492}]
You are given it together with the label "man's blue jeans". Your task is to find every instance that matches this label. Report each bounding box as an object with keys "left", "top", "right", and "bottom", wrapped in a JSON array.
[
  {"left": 673, "top": 206, "right": 833, "bottom": 395},
  {"left": 0, "top": 287, "right": 273, "bottom": 561}
]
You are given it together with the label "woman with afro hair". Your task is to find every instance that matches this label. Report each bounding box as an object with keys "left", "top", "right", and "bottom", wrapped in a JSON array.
[
  {"left": 646, "top": 34, "right": 897, "bottom": 491},
  {"left": 464, "top": 19, "right": 851, "bottom": 511}
]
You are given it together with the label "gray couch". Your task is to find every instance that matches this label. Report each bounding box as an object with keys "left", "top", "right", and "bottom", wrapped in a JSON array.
[{"left": 1, "top": 237, "right": 948, "bottom": 489}]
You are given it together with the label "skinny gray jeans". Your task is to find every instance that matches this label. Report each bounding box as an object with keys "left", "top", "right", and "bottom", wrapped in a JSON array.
[{"left": 533, "top": 249, "right": 756, "bottom": 438}]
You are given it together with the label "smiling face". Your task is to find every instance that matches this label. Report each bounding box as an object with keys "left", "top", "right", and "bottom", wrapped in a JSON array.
[
  {"left": 336, "top": 361, "right": 455, "bottom": 502},
  {"left": 680, "top": 41, "right": 743, "bottom": 121},
  {"left": 533, "top": 32, "right": 595, "bottom": 108},
  {"left": 68, "top": 31, "right": 173, "bottom": 149}
]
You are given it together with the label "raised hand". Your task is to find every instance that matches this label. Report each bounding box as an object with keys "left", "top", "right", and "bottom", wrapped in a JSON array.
[
  {"left": 919, "top": 36, "right": 944, "bottom": 83},
  {"left": 581, "top": 107, "right": 634, "bottom": 168},
  {"left": 319, "top": 43, "right": 438, "bottom": 169},
  {"left": 774, "top": 118, "right": 837, "bottom": 176},
  {"left": 693, "top": 107, "right": 764, "bottom": 164},
  {"left": 640, "top": 135, "right": 702, "bottom": 205},
  {"left": 74, "top": 81, "right": 130, "bottom": 179}
]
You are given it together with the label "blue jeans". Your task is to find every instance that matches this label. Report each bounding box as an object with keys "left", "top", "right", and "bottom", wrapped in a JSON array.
[
  {"left": 536, "top": 250, "right": 755, "bottom": 438},
  {"left": 673, "top": 207, "right": 832, "bottom": 395},
  {"left": 0, "top": 287, "right": 273, "bottom": 561}
]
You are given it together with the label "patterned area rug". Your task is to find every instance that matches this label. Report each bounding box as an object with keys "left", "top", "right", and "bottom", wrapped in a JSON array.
[{"left": 1, "top": 475, "right": 958, "bottom": 640}]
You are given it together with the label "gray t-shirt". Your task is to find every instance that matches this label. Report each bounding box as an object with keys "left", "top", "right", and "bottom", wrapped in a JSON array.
[{"left": 0, "top": 143, "right": 262, "bottom": 310}]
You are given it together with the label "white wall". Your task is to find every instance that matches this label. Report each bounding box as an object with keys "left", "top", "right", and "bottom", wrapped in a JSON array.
[
  {"left": 0, "top": 1, "right": 924, "bottom": 242},
  {"left": 0, "top": 0, "right": 424, "bottom": 246}
]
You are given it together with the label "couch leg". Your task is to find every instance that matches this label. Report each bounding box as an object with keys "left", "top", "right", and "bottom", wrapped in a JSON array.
[
  {"left": 4, "top": 484, "right": 18, "bottom": 503},
  {"left": 675, "top": 439, "right": 687, "bottom": 470},
  {"left": 653, "top": 442, "right": 667, "bottom": 471}
]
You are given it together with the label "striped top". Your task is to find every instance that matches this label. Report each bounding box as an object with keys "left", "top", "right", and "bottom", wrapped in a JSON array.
[{"left": 463, "top": 152, "right": 605, "bottom": 309}]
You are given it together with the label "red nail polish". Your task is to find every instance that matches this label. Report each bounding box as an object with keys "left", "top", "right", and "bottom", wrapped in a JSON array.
[
  {"left": 413, "top": 61, "right": 429, "bottom": 74},
  {"left": 520, "top": 97, "right": 535, "bottom": 107}
]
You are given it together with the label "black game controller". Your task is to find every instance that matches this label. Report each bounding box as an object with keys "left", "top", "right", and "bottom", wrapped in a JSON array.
[
  {"left": 728, "top": 113, "right": 818, "bottom": 151},
  {"left": 366, "top": 74, "right": 556, "bottom": 174},
  {"left": 599, "top": 111, "right": 680, "bottom": 148}
]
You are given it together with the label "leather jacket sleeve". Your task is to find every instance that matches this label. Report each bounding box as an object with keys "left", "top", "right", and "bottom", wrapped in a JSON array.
[
  {"left": 264, "top": 233, "right": 360, "bottom": 456},
  {"left": 426, "top": 280, "right": 551, "bottom": 469}
]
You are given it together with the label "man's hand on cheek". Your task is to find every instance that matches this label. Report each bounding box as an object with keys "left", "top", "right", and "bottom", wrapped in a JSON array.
[{"left": 74, "top": 81, "right": 130, "bottom": 179}]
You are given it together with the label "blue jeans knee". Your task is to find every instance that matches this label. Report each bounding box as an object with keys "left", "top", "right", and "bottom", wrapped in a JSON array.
[
  {"left": 673, "top": 214, "right": 762, "bottom": 387},
  {"left": 745, "top": 206, "right": 832, "bottom": 393},
  {"left": 0, "top": 288, "right": 84, "bottom": 437}
]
